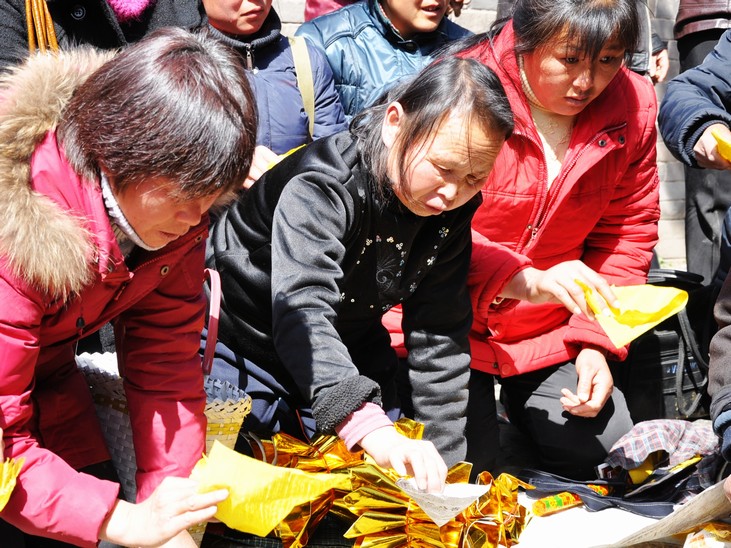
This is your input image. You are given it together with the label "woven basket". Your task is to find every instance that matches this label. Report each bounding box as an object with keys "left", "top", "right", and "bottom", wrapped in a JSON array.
[{"left": 76, "top": 351, "right": 252, "bottom": 545}]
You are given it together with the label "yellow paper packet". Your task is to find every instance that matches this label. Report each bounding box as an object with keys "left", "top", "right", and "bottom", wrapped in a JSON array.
[
  {"left": 712, "top": 128, "right": 731, "bottom": 162},
  {"left": 0, "top": 457, "right": 24, "bottom": 511},
  {"left": 578, "top": 280, "right": 688, "bottom": 348},
  {"left": 191, "top": 440, "right": 350, "bottom": 537}
]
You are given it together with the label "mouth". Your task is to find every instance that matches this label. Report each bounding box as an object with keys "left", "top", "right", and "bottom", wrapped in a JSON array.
[
  {"left": 566, "top": 95, "right": 590, "bottom": 105},
  {"left": 425, "top": 203, "right": 445, "bottom": 215},
  {"left": 160, "top": 230, "right": 183, "bottom": 240},
  {"left": 421, "top": 4, "right": 444, "bottom": 14}
]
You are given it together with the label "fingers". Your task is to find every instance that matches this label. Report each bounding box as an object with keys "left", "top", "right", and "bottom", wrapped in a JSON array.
[
  {"left": 359, "top": 426, "right": 447, "bottom": 493},
  {"left": 395, "top": 440, "right": 447, "bottom": 493},
  {"left": 244, "top": 146, "right": 280, "bottom": 188}
]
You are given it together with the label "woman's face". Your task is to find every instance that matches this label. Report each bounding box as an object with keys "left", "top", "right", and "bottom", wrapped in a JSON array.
[
  {"left": 203, "top": 0, "right": 272, "bottom": 36},
  {"left": 383, "top": 104, "right": 503, "bottom": 217},
  {"left": 380, "top": 0, "right": 448, "bottom": 39},
  {"left": 521, "top": 33, "right": 626, "bottom": 116},
  {"left": 113, "top": 177, "right": 220, "bottom": 249}
]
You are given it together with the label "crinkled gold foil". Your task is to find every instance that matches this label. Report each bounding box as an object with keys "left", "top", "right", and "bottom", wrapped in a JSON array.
[{"left": 211, "top": 418, "right": 532, "bottom": 548}]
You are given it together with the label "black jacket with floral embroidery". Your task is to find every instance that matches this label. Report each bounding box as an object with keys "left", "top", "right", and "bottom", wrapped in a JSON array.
[{"left": 206, "top": 130, "right": 477, "bottom": 465}]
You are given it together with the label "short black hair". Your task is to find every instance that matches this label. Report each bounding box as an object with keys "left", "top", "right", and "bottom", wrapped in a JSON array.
[{"left": 58, "top": 27, "right": 258, "bottom": 204}]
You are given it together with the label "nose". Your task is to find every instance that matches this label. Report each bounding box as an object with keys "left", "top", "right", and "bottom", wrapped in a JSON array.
[
  {"left": 176, "top": 202, "right": 204, "bottom": 227},
  {"left": 574, "top": 64, "right": 594, "bottom": 91},
  {"left": 438, "top": 181, "right": 459, "bottom": 203}
]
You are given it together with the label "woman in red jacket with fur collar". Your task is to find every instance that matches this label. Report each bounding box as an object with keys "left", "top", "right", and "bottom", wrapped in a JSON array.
[{"left": 0, "top": 28, "right": 257, "bottom": 547}]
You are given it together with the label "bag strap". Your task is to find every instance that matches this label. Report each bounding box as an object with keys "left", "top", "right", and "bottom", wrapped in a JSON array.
[
  {"left": 26, "top": 0, "right": 58, "bottom": 53},
  {"left": 202, "top": 268, "right": 221, "bottom": 376},
  {"left": 519, "top": 468, "right": 676, "bottom": 519},
  {"left": 288, "top": 35, "right": 315, "bottom": 139}
]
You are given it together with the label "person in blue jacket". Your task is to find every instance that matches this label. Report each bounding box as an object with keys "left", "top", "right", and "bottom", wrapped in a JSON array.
[
  {"left": 296, "top": 0, "right": 471, "bottom": 118},
  {"left": 203, "top": 0, "right": 348, "bottom": 187}
]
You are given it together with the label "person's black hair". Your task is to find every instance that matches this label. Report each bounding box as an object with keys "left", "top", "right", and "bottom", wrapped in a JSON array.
[
  {"left": 58, "top": 27, "right": 258, "bottom": 204},
  {"left": 351, "top": 56, "right": 513, "bottom": 201}
]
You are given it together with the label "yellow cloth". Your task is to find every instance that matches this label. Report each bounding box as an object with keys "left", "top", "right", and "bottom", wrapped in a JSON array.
[
  {"left": 712, "top": 129, "right": 731, "bottom": 162},
  {"left": 0, "top": 458, "right": 24, "bottom": 511},
  {"left": 579, "top": 281, "right": 688, "bottom": 348},
  {"left": 191, "top": 441, "right": 350, "bottom": 537}
]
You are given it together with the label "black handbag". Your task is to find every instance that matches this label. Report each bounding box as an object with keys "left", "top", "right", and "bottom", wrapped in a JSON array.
[{"left": 613, "top": 269, "right": 719, "bottom": 422}]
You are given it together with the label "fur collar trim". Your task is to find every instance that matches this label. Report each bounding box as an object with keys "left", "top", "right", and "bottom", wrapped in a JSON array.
[{"left": 0, "top": 49, "right": 113, "bottom": 298}]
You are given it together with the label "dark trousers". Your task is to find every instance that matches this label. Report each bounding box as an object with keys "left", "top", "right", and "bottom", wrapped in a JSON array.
[
  {"left": 466, "top": 362, "right": 633, "bottom": 481},
  {"left": 679, "top": 29, "right": 731, "bottom": 284}
]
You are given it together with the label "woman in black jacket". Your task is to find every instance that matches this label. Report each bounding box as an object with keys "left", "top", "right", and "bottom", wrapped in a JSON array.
[{"left": 204, "top": 56, "right": 513, "bottom": 492}]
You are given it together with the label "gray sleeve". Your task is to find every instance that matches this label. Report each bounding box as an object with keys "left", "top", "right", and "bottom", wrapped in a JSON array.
[
  {"left": 0, "top": 0, "right": 32, "bottom": 74},
  {"left": 402, "top": 211, "right": 474, "bottom": 466}
]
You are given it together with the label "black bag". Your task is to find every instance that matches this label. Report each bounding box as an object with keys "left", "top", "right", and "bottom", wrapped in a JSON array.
[
  {"left": 614, "top": 269, "right": 719, "bottom": 422},
  {"left": 518, "top": 468, "right": 678, "bottom": 518}
]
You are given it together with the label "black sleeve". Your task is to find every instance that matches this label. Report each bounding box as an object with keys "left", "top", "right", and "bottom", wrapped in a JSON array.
[
  {"left": 270, "top": 175, "right": 382, "bottom": 432},
  {"left": 0, "top": 0, "right": 31, "bottom": 74}
]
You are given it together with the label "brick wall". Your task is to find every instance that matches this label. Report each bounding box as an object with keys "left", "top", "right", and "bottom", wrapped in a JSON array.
[{"left": 275, "top": 0, "right": 687, "bottom": 269}]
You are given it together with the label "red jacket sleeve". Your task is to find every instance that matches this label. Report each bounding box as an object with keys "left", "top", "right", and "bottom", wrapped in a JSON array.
[
  {"left": 468, "top": 228, "right": 533, "bottom": 336},
  {"left": 116, "top": 240, "right": 208, "bottom": 502},
  {"left": 0, "top": 271, "right": 120, "bottom": 546}
]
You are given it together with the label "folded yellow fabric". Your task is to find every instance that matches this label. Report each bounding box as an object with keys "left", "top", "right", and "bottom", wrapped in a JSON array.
[
  {"left": 191, "top": 441, "right": 350, "bottom": 537},
  {"left": 712, "top": 128, "right": 731, "bottom": 162},
  {"left": 578, "top": 281, "right": 688, "bottom": 348},
  {"left": 0, "top": 458, "right": 24, "bottom": 511}
]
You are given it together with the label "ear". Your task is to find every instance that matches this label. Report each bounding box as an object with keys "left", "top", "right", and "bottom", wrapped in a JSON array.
[{"left": 381, "top": 101, "right": 404, "bottom": 149}]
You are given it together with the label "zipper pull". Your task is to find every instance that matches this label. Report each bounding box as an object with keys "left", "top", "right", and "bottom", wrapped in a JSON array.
[
  {"left": 527, "top": 224, "right": 539, "bottom": 241},
  {"left": 245, "top": 46, "right": 254, "bottom": 70}
]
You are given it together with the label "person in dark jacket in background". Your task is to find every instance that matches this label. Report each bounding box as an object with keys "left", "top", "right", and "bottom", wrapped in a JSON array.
[
  {"left": 0, "top": 0, "right": 206, "bottom": 72},
  {"left": 296, "top": 0, "right": 471, "bottom": 118},
  {"left": 203, "top": 0, "right": 348, "bottom": 187},
  {"left": 203, "top": 57, "right": 514, "bottom": 487},
  {"left": 672, "top": 0, "right": 731, "bottom": 284},
  {"left": 659, "top": 28, "right": 731, "bottom": 501}
]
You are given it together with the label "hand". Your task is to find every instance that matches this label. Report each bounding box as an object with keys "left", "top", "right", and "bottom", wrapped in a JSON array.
[
  {"left": 694, "top": 124, "right": 731, "bottom": 170},
  {"left": 359, "top": 426, "right": 447, "bottom": 493},
  {"left": 559, "top": 348, "right": 613, "bottom": 417},
  {"left": 99, "top": 476, "right": 228, "bottom": 547},
  {"left": 448, "top": 0, "right": 468, "bottom": 16},
  {"left": 244, "top": 145, "right": 280, "bottom": 189},
  {"left": 501, "top": 262, "right": 619, "bottom": 319},
  {"left": 724, "top": 474, "right": 731, "bottom": 502},
  {"left": 649, "top": 48, "right": 669, "bottom": 85}
]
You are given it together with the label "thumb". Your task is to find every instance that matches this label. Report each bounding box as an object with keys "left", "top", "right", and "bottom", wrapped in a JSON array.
[{"left": 576, "top": 372, "right": 592, "bottom": 403}]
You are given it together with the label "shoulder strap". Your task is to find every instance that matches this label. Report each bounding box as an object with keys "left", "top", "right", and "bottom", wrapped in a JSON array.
[
  {"left": 26, "top": 0, "right": 58, "bottom": 52},
  {"left": 202, "top": 268, "right": 221, "bottom": 376},
  {"left": 288, "top": 35, "right": 315, "bottom": 139}
]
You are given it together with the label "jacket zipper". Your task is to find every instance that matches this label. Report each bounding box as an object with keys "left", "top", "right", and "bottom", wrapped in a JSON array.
[
  {"left": 525, "top": 123, "right": 627, "bottom": 247},
  {"left": 244, "top": 45, "right": 254, "bottom": 70}
]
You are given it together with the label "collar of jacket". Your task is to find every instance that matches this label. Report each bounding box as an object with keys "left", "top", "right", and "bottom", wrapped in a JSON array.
[
  {"left": 204, "top": 10, "right": 282, "bottom": 67},
  {"left": 0, "top": 48, "right": 114, "bottom": 298}
]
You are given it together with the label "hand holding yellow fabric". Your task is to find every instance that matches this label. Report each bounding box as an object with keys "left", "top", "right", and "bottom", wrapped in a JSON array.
[
  {"left": 712, "top": 128, "right": 731, "bottom": 162},
  {"left": 578, "top": 280, "right": 688, "bottom": 348},
  {"left": 190, "top": 441, "right": 350, "bottom": 537}
]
